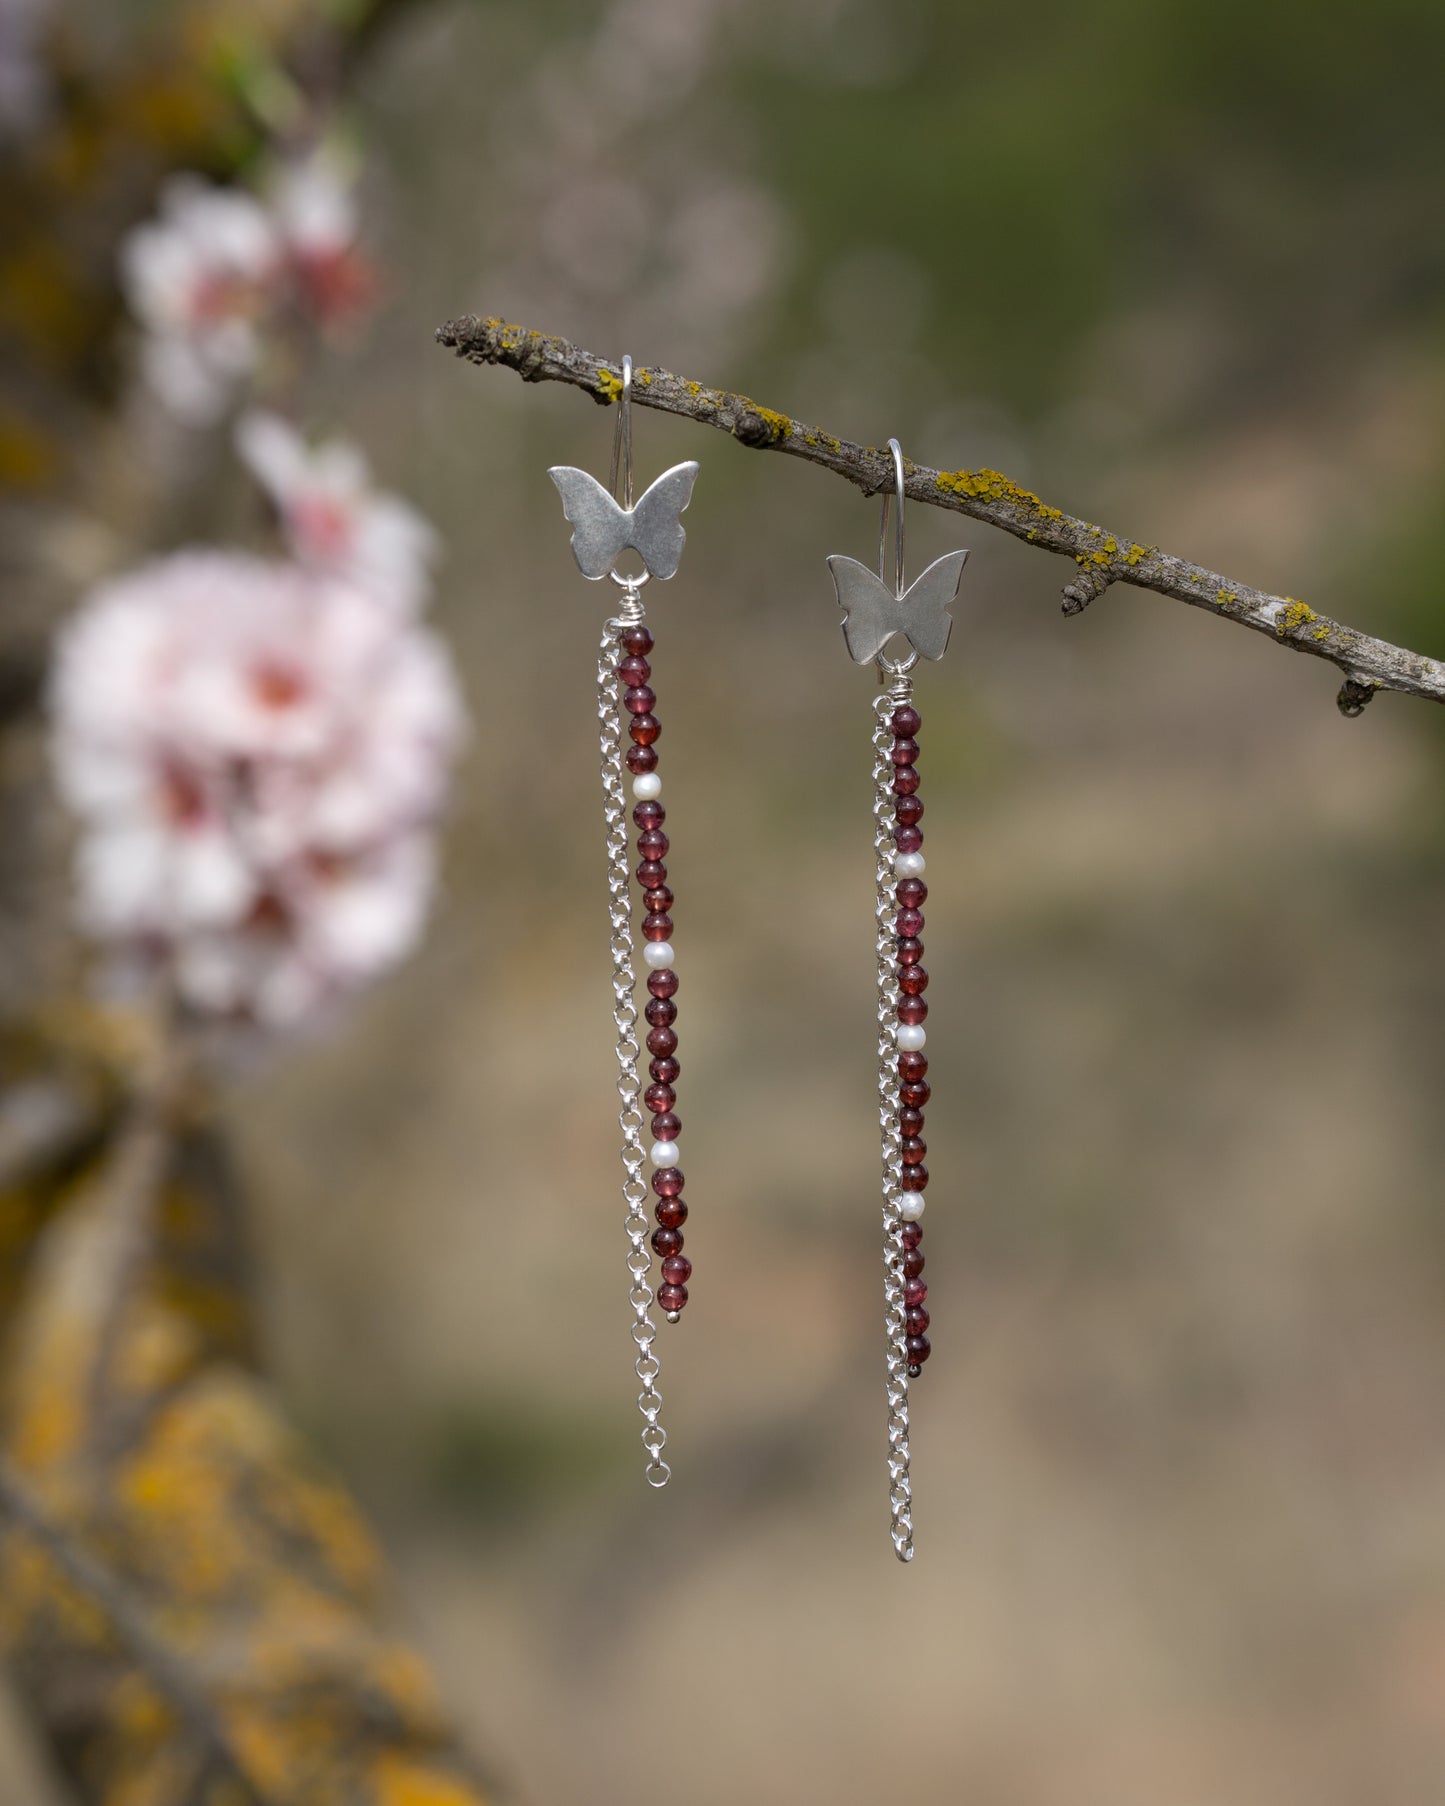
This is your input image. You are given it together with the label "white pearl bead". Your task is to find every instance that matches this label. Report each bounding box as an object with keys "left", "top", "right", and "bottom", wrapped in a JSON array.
[
  {"left": 897, "top": 1023, "right": 926, "bottom": 1052},
  {"left": 632, "top": 772, "right": 662, "bottom": 800},
  {"left": 643, "top": 940, "right": 674, "bottom": 969},
  {"left": 899, "top": 1193, "right": 926, "bottom": 1222},
  {"left": 895, "top": 851, "right": 926, "bottom": 879},
  {"left": 650, "top": 1140, "right": 680, "bottom": 1167}
]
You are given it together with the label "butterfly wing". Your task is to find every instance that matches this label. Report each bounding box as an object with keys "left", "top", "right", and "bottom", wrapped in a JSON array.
[
  {"left": 896, "top": 550, "right": 968, "bottom": 661},
  {"left": 826, "top": 556, "right": 899, "bottom": 664},
  {"left": 627, "top": 461, "right": 700, "bottom": 581},
  {"left": 548, "top": 466, "right": 631, "bottom": 580}
]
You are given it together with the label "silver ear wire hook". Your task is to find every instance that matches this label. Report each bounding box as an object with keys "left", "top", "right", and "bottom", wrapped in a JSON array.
[
  {"left": 876, "top": 438, "right": 917, "bottom": 680},
  {"left": 608, "top": 354, "right": 635, "bottom": 510}
]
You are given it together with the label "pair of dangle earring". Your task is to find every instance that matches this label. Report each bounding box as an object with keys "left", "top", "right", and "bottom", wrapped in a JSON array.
[
  {"left": 549, "top": 357, "right": 700, "bottom": 1489},
  {"left": 826, "top": 439, "right": 969, "bottom": 1562}
]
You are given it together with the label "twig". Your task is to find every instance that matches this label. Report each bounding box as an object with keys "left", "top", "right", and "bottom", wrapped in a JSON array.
[
  {"left": 435, "top": 316, "right": 1445, "bottom": 716},
  {"left": 0, "top": 1455, "right": 264, "bottom": 1802}
]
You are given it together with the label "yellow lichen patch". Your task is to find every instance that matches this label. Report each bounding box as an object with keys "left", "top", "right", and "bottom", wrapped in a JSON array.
[
  {"left": 748, "top": 405, "right": 791, "bottom": 442},
  {"left": 1124, "top": 544, "right": 1147, "bottom": 566},
  {"left": 637, "top": 368, "right": 653, "bottom": 385},
  {"left": 1312, "top": 624, "right": 1332, "bottom": 641},
  {"left": 374, "top": 1754, "right": 483, "bottom": 1806},
  {"left": 595, "top": 369, "right": 623, "bottom": 404},
  {"left": 935, "top": 469, "right": 1064, "bottom": 522},
  {"left": 1217, "top": 589, "right": 1239, "bottom": 607},
  {"left": 1277, "top": 598, "right": 1317, "bottom": 637}
]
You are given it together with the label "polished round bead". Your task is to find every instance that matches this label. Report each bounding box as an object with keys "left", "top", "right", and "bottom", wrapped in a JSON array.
[
  {"left": 646, "top": 1026, "right": 678, "bottom": 1058},
  {"left": 899, "top": 965, "right": 929, "bottom": 996},
  {"left": 657, "top": 1282, "right": 688, "bottom": 1312},
  {"left": 899, "top": 1192, "right": 926, "bottom": 1221},
  {"left": 892, "top": 766, "right": 920, "bottom": 796},
  {"left": 896, "top": 907, "right": 924, "bottom": 938},
  {"left": 652, "top": 1224, "right": 683, "bottom": 1256},
  {"left": 900, "top": 1079, "right": 931, "bottom": 1109},
  {"left": 895, "top": 825, "right": 923, "bottom": 856},
  {"left": 661, "top": 1254, "right": 692, "bottom": 1286},
  {"left": 895, "top": 794, "right": 924, "bottom": 826},
  {"left": 623, "top": 684, "right": 657, "bottom": 715},
  {"left": 637, "top": 827, "right": 669, "bottom": 857},
  {"left": 643, "top": 940, "right": 675, "bottom": 969},
  {"left": 900, "top": 1106, "right": 924, "bottom": 1135},
  {"left": 900, "top": 1222, "right": 923, "bottom": 1250},
  {"left": 897, "top": 1023, "right": 927, "bottom": 1052},
  {"left": 898, "top": 996, "right": 928, "bottom": 1026},
  {"left": 652, "top": 1166, "right": 685, "bottom": 1198},
  {"left": 643, "top": 913, "right": 674, "bottom": 941},
  {"left": 891, "top": 704, "right": 921, "bottom": 737},
  {"left": 896, "top": 878, "right": 927, "bottom": 908},
  {"left": 904, "top": 1277, "right": 928, "bottom": 1307},
  {"left": 651, "top": 1111, "right": 681, "bottom": 1141},
  {"left": 644, "top": 884, "right": 674, "bottom": 912},
  {"left": 655, "top": 1195, "right": 688, "bottom": 1228},
  {"left": 906, "top": 1306, "right": 930, "bottom": 1337},
  {"left": 901, "top": 1249, "right": 925, "bottom": 1280},
  {"left": 650, "top": 1055, "right": 680, "bottom": 1085},
  {"left": 633, "top": 800, "right": 664, "bottom": 830},
  {"left": 636, "top": 859, "right": 667, "bottom": 888},
  {"left": 896, "top": 937, "right": 923, "bottom": 965},
  {"left": 650, "top": 1139, "right": 681, "bottom": 1167},
  {"left": 895, "top": 851, "right": 926, "bottom": 879},
  {"left": 632, "top": 771, "right": 662, "bottom": 800},
  {"left": 645, "top": 997, "right": 677, "bottom": 1028},
  {"left": 901, "top": 1164, "right": 928, "bottom": 1192},
  {"left": 629, "top": 714, "right": 661, "bottom": 746},
  {"left": 626, "top": 743, "right": 658, "bottom": 774},
  {"left": 622, "top": 623, "right": 654, "bottom": 656},
  {"left": 647, "top": 968, "right": 678, "bottom": 999},
  {"left": 901, "top": 1135, "right": 927, "bottom": 1165},
  {"left": 618, "top": 654, "right": 650, "bottom": 686},
  {"left": 890, "top": 737, "right": 919, "bottom": 766},
  {"left": 905, "top": 1333, "right": 931, "bottom": 1365},
  {"left": 644, "top": 1081, "right": 676, "bottom": 1114},
  {"left": 898, "top": 1050, "right": 928, "bottom": 1083}
]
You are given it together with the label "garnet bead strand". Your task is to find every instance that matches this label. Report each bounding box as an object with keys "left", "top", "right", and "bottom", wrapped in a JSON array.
[
  {"left": 892, "top": 699, "right": 933, "bottom": 1378},
  {"left": 618, "top": 623, "right": 691, "bottom": 1322}
]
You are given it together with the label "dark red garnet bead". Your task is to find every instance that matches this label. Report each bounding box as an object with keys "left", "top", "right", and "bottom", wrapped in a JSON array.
[
  {"left": 895, "top": 794, "right": 924, "bottom": 826},
  {"left": 644, "top": 884, "right": 673, "bottom": 912},
  {"left": 636, "top": 859, "right": 667, "bottom": 887},
  {"left": 901, "top": 1164, "right": 928, "bottom": 1191},
  {"left": 896, "top": 878, "right": 927, "bottom": 908},
  {"left": 622, "top": 623, "right": 653, "bottom": 656},
  {"left": 904, "top": 1278, "right": 928, "bottom": 1307},
  {"left": 898, "top": 1051, "right": 928, "bottom": 1083},
  {"left": 652, "top": 1166, "right": 685, "bottom": 1198},
  {"left": 901, "top": 1079, "right": 931, "bottom": 1109},
  {"left": 647, "top": 969, "right": 678, "bottom": 999},
  {"left": 897, "top": 907, "right": 924, "bottom": 938},
  {"left": 900, "top": 1223, "right": 923, "bottom": 1249},
  {"left": 891, "top": 704, "right": 921, "bottom": 737},
  {"left": 890, "top": 737, "right": 919, "bottom": 766},
  {"left": 896, "top": 938, "right": 923, "bottom": 966},
  {"left": 618, "top": 654, "right": 651, "bottom": 686},
  {"left": 905, "top": 1334, "right": 931, "bottom": 1365},
  {"left": 901, "top": 1136, "right": 927, "bottom": 1164},
  {"left": 899, "top": 966, "right": 929, "bottom": 997},
  {"left": 902, "top": 1249, "right": 925, "bottom": 1280},
  {"left": 892, "top": 766, "right": 920, "bottom": 795},
  {"left": 661, "top": 1254, "right": 692, "bottom": 1286},
  {"left": 646, "top": 1026, "right": 678, "bottom": 1058},
  {"left": 626, "top": 744, "right": 658, "bottom": 774},
  {"left": 652, "top": 1225, "right": 683, "bottom": 1257},
  {"left": 644, "top": 1081, "right": 676, "bottom": 1114},
  {"left": 657, "top": 1283, "right": 688, "bottom": 1312},
  {"left": 645, "top": 997, "right": 677, "bottom": 1028},
  {"left": 900, "top": 1106, "right": 924, "bottom": 1135},
  {"left": 898, "top": 996, "right": 928, "bottom": 1025},
  {"left": 637, "top": 828, "right": 669, "bottom": 859},
  {"left": 651, "top": 1111, "right": 681, "bottom": 1140},
  {"left": 894, "top": 825, "right": 923, "bottom": 855},
  {"left": 906, "top": 1306, "right": 931, "bottom": 1337},
  {"left": 650, "top": 1055, "right": 680, "bottom": 1085},
  {"left": 633, "top": 800, "right": 664, "bottom": 829},
  {"left": 655, "top": 1196, "right": 688, "bottom": 1228},
  {"left": 629, "top": 714, "right": 660, "bottom": 746},
  {"left": 643, "top": 913, "right": 674, "bottom": 941},
  {"left": 623, "top": 684, "right": 657, "bottom": 715}
]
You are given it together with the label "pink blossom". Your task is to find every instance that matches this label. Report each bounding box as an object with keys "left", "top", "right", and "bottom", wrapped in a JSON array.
[
  {"left": 50, "top": 551, "right": 467, "bottom": 1035},
  {"left": 270, "top": 149, "right": 375, "bottom": 327},
  {"left": 121, "top": 176, "right": 283, "bottom": 421},
  {"left": 237, "top": 411, "right": 438, "bottom": 614}
]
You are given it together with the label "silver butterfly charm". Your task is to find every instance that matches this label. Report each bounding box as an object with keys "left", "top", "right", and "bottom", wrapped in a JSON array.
[
  {"left": 548, "top": 461, "right": 700, "bottom": 582},
  {"left": 826, "top": 549, "right": 969, "bottom": 665}
]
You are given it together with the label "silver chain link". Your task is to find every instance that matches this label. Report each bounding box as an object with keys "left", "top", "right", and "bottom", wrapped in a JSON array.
[
  {"left": 598, "top": 597, "right": 670, "bottom": 1488},
  {"left": 874, "top": 681, "right": 914, "bottom": 1561}
]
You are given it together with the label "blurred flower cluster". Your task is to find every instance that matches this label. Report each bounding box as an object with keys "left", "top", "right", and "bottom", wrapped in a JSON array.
[{"left": 51, "top": 143, "right": 465, "bottom": 1042}]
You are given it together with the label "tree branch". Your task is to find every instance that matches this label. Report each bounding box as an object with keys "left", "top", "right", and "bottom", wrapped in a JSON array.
[{"left": 435, "top": 315, "right": 1445, "bottom": 716}]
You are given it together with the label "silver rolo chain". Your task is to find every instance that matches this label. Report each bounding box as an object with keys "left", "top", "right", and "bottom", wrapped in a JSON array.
[
  {"left": 874, "top": 680, "right": 914, "bottom": 1561},
  {"left": 598, "top": 596, "right": 670, "bottom": 1488}
]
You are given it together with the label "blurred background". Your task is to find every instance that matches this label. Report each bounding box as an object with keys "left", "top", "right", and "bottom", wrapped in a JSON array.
[{"left": 3, "top": 1, "right": 1445, "bottom": 1802}]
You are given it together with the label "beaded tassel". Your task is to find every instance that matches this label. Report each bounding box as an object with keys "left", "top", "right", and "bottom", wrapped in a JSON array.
[{"left": 890, "top": 700, "right": 931, "bottom": 1376}]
